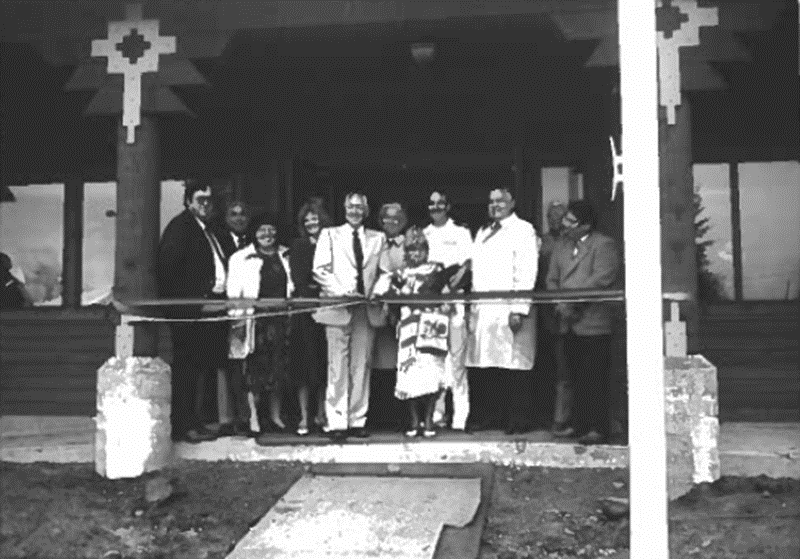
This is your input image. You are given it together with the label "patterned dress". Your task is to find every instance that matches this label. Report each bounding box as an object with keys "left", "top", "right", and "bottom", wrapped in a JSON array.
[
  {"left": 247, "top": 252, "right": 288, "bottom": 393},
  {"left": 376, "top": 262, "right": 450, "bottom": 400}
]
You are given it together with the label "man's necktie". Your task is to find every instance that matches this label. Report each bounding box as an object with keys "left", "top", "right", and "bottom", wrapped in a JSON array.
[
  {"left": 483, "top": 220, "right": 501, "bottom": 243},
  {"left": 204, "top": 228, "right": 226, "bottom": 263},
  {"left": 235, "top": 234, "right": 245, "bottom": 250},
  {"left": 353, "top": 228, "right": 365, "bottom": 294}
]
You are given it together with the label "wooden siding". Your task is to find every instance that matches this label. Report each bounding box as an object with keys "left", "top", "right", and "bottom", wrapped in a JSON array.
[
  {"left": 698, "top": 302, "right": 799, "bottom": 421},
  {"left": 1, "top": 303, "right": 797, "bottom": 421},
  {"left": 0, "top": 308, "right": 116, "bottom": 416}
]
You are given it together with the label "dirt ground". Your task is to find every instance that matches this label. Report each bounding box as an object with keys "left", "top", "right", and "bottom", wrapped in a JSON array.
[{"left": 1, "top": 460, "right": 798, "bottom": 559}]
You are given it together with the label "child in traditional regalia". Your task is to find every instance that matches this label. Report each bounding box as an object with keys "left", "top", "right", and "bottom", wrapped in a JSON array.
[{"left": 373, "top": 227, "right": 455, "bottom": 438}]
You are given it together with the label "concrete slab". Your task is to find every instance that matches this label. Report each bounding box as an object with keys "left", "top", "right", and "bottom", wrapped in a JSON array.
[
  {"left": 3, "top": 417, "right": 798, "bottom": 481},
  {"left": 309, "top": 463, "right": 495, "bottom": 559},
  {"left": 177, "top": 432, "right": 629, "bottom": 469},
  {"left": 226, "top": 475, "right": 481, "bottom": 559},
  {"left": 0, "top": 415, "right": 94, "bottom": 437},
  {"left": 719, "top": 422, "right": 800, "bottom": 479},
  {"left": 0, "top": 431, "right": 94, "bottom": 463}
]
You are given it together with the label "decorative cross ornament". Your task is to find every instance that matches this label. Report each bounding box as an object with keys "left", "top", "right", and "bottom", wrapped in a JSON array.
[
  {"left": 609, "top": 135, "right": 624, "bottom": 201},
  {"left": 91, "top": 4, "right": 176, "bottom": 143},
  {"left": 656, "top": 0, "right": 718, "bottom": 124}
]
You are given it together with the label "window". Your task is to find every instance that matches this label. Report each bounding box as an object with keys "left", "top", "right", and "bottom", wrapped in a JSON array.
[
  {"left": 540, "top": 167, "right": 582, "bottom": 234},
  {"left": 0, "top": 184, "right": 64, "bottom": 306},
  {"left": 81, "top": 183, "right": 116, "bottom": 305},
  {"left": 692, "top": 160, "right": 799, "bottom": 302},
  {"left": 693, "top": 164, "right": 734, "bottom": 300},
  {"left": 739, "top": 161, "right": 800, "bottom": 300},
  {"left": 80, "top": 180, "right": 188, "bottom": 306}
]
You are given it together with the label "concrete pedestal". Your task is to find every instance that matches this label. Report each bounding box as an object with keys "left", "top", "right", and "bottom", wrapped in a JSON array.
[
  {"left": 95, "top": 357, "right": 172, "bottom": 479},
  {"left": 665, "top": 354, "right": 720, "bottom": 499}
]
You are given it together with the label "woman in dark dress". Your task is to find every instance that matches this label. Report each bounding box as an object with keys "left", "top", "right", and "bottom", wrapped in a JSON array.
[
  {"left": 227, "top": 214, "right": 293, "bottom": 437},
  {"left": 288, "top": 201, "right": 331, "bottom": 435}
]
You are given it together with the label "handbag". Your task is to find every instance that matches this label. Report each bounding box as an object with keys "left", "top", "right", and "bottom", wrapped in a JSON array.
[
  {"left": 229, "top": 316, "right": 255, "bottom": 359},
  {"left": 414, "top": 310, "right": 449, "bottom": 354}
]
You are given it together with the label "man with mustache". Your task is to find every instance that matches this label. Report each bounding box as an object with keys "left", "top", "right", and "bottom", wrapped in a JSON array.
[
  {"left": 424, "top": 189, "right": 474, "bottom": 433},
  {"left": 546, "top": 199, "right": 620, "bottom": 444}
]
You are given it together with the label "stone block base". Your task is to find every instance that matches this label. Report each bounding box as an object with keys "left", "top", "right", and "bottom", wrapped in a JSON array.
[
  {"left": 665, "top": 354, "right": 720, "bottom": 499},
  {"left": 95, "top": 357, "right": 172, "bottom": 479}
]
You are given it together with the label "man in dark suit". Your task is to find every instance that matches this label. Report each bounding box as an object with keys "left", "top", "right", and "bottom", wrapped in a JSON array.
[
  {"left": 217, "top": 200, "right": 251, "bottom": 259},
  {"left": 209, "top": 200, "right": 253, "bottom": 436},
  {"left": 534, "top": 201, "right": 572, "bottom": 433},
  {"left": 546, "top": 199, "right": 620, "bottom": 444},
  {"left": 157, "top": 180, "right": 228, "bottom": 443}
]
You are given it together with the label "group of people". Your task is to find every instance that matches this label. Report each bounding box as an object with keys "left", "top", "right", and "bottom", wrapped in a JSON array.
[{"left": 156, "top": 179, "right": 620, "bottom": 446}]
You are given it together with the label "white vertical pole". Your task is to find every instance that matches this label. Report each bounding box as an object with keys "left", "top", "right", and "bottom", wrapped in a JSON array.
[{"left": 618, "top": 1, "right": 670, "bottom": 558}]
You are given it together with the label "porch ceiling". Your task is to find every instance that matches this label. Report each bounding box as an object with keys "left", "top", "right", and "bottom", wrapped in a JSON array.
[{"left": 1, "top": 3, "right": 797, "bottom": 187}]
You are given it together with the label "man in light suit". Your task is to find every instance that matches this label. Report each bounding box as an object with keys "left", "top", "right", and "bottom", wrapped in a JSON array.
[
  {"left": 466, "top": 187, "right": 539, "bottom": 435},
  {"left": 546, "top": 199, "right": 620, "bottom": 445},
  {"left": 313, "top": 192, "right": 386, "bottom": 442}
]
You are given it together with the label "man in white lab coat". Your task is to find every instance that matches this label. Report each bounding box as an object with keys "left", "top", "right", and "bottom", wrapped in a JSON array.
[
  {"left": 466, "top": 187, "right": 538, "bottom": 434},
  {"left": 424, "top": 189, "right": 474, "bottom": 432}
]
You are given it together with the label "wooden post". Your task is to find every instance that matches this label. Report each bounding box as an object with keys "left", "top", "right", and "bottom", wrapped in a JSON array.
[
  {"left": 729, "top": 161, "right": 743, "bottom": 301},
  {"left": 618, "top": 1, "right": 669, "bottom": 558},
  {"left": 512, "top": 145, "right": 528, "bottom": 220},
  {"left": 61, "top": 177, "right": 84, "bottom": 308},
  {"left": 660, "top": 99, "right": 699, "bottom": 352},
  {"left": 114, "top": 115, "right": 160, "bottom": 355}
]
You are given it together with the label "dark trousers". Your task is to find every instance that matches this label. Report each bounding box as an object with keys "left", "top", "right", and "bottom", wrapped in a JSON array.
[
  {"left": 467, "top": 367, "right": 533, "bottom": 429},
  {"left": 562, "top": 332, "right": 612, "bottom": 436},
  {"left": 366, "top": 369, "right": 408, "bottom": 431},
  {"left": 170, "top": 321, "right": 227, "bottom": 437},
  {"left": 226, "top": 359, "right": 254, "bottom": 426},
  {"left": 533, "top": 329, "right": 571, "bottom": 428}
]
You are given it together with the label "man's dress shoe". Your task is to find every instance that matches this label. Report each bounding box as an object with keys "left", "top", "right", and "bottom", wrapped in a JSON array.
[
  {"left": 327, "top": 430, "right": 349, "bottom": 443},
  {"left": 349, "top": 427, "right": 370, "bottom": 439},
  {"left": 181, "top": 428, "right": 218, "bottom": 443},
  {"left": 577, "top": 431, "right": 606, "bottom": 445}
]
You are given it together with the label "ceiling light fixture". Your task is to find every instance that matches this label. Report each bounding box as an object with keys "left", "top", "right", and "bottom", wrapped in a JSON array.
[{"left": 410, "top": 41, "right": 436, "bottom": 66}]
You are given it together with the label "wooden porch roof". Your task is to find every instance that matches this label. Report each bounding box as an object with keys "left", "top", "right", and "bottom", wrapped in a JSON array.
[{"left": 1, "top": 0, "right": 797, "bottom": 187}]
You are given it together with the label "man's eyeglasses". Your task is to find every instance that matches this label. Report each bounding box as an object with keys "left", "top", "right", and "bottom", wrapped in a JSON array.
[
  {"left": 562, "top": 214, "right": 579, "bottom": 227},
  {"left": 194, "top": 196, "right": 213, "bottom": 206}
]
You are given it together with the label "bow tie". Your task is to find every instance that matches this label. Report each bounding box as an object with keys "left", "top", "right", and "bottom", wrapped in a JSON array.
[{"left": 387, "top": 236, "right": 403, "bottom": 247}]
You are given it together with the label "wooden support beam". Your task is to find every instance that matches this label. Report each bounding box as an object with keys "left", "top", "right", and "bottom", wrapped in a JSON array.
[
  {"left": 729, "top": 161, "right": 744, "bottom": 301},
  {"left": 618, "top": 1, "right": 669, "bottom": 558},
  {"left": 660, "top": 99, "right": 699, "bottom": 352},
  {"left": 61, "top": 178, "right": 84, "bottom": 309},
  {"left": 114, "top": 115, "right": 160, "bottom": 356}
]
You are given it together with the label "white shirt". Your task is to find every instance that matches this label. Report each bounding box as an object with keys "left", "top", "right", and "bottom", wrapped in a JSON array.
[
  {"left": 423, "top": 218, "right": 473, "bottom": 268},
  {"left": 229, "top": 231, "right": 247, "bottom": 251},
  {"left": 573, "top": 233, "right": 590, "bottom": 256},
  {"left": 195, "top": 216, "right": 226, "bottom": 294}
]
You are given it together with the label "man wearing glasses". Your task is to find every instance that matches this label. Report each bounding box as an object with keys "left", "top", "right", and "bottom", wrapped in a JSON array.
[
  {"left": 313, "top": 192, "right": 386, "bottom": 442},
  {"left": 546, "top": 199, "right": 620, "bottom": 445},
  {"left": 157, "top": 180, "right": 228, "bottom": 443}
]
